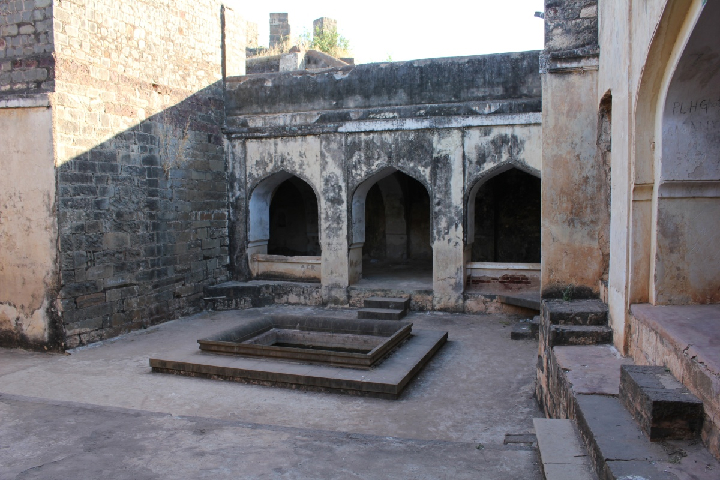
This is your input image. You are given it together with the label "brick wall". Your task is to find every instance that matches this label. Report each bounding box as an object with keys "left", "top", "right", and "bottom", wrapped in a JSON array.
[
  {"left": 52, "top": 0, "right": 244, "bottom": 347},
  {"left": 0, "top": 0, "right": 54, "bottom": 94}
]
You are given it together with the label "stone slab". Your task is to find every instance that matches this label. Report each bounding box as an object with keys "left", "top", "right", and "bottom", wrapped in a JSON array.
[
  {"left": 554, "top": 345, "right": 632, "bottom": 396},
  {"left": 575, "top": 394, "right": 669, "bottom": 463},
  {"left": 497, "top": 294, "right": 541, "bottom": 311},
  {"left": 631, "top": 304, "right": 720, "bottom": 382},
  {"left": 357, "top": 308, "right": 406, "bottom": 320},
  {"left": 151, "top": 329, "right": 448, "bottom": 399},
  {"left": 620, "top": 365, "right": 703, "bottom": 441},
  {"left": 543, "top": 463, "right": 596, "bottom": 480},
  {"left": 534, "top": 418, "right": 591, "bottom": 465}
]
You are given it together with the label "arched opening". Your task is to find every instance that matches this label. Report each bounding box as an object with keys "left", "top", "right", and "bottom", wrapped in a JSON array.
[
  {"left": 597, "top": 92, "right": 612, "bottom": 284},
  {"left": 653, "top": 0, "right": 720, "bottom": 304},
  {"left": 349, "top": 168, "right": 432, "bottom": 289},
  {"left": 268, "top": 178, "right": 321, "bottom": 256},
  {"left": 248, "top": 172, "right": 322, "bottom": 282},
  {"left": 466, "top": 167, "right": 541, "bottom": 293}
]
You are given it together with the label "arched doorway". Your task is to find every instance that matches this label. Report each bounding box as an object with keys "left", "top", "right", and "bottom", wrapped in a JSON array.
[
  {"left": 268, "top": 177, "right": 321, "bottom": 256},
  {"left": 466, "top": 167, "right": 541, "bottom": 292},
  {"left": 248, "top": 172, "right": 322, "bottom": 282},
  {"left": 350, "top": 168, "right": 432, "bottom": 289},
  {"left": 653, "top": 1, "right": 720, "bottom": 304}
]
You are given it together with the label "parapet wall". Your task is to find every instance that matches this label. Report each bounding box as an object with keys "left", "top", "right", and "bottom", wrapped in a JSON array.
[{"left": 226, "top": 51, "right": 541, "bottom": 120}]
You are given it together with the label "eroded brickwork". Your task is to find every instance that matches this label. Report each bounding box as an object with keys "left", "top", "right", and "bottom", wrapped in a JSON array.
[
  {"left": 0, "top": 0, "right": 54, "bottom": 94},
  {"left": 52, "top": 0, "right": 243, "bottom": 347}
]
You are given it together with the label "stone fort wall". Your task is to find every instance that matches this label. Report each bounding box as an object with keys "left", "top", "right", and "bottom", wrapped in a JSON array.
[{"left": 51, "top": 0, "right": 246, "bottom": 347}]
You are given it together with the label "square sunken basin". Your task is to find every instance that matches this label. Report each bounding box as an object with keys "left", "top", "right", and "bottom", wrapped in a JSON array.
[{"left": 198, "top": 315, "right": 412, "bottom": 369}]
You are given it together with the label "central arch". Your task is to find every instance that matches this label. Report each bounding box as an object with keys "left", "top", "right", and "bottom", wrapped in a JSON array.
[{"left": 349, "top": 167, "right": 433, "bottom": 287}]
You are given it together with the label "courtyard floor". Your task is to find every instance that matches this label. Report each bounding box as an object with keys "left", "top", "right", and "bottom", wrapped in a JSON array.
[{"left": 0, "top": 306, "right": 542, "bottom": 479}]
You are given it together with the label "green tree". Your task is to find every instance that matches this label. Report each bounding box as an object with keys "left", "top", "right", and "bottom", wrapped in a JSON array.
[{"left": 300, "top": 26, "right": 351, "bottom": 58}]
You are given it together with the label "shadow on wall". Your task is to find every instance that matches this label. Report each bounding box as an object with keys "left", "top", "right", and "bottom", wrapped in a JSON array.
[{"left": 57, "top": 82, "right": 230, "bottom": 348}]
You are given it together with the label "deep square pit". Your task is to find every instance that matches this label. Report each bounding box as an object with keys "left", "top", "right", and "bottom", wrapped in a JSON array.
[{"left": 198, "top": 315, "right": 412, "bottom": 369}]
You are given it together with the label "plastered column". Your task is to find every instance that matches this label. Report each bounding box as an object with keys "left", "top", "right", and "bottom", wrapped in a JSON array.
[
  {"left": 432, "top": 130, "right": 465, "bottom": 311},
  {"left": 320, "top": 134, "right": 350, "bottom": 304}
]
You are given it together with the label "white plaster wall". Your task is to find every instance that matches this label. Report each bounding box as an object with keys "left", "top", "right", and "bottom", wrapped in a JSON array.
[{"left": 0, "top": 105, "right": 57, "bottom": 344}]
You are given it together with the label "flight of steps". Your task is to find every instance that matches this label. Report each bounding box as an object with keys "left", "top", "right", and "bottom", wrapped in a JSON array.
[
  {"left": 357, "top": 296, "right": 410, "bottom": 320},
  {"left": 536, "top": 299, "right": 719, "bottom": 480},
  {"left": 540, "top": 299, "right": 613, "bottom": 347}
]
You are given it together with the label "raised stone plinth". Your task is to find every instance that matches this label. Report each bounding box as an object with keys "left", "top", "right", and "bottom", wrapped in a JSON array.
[{"left": 620, "top": 365, "right": 704, "bottom": 441}]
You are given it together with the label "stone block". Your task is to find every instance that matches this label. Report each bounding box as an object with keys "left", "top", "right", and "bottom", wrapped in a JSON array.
[
  {"left": 543, "top": 299, "right": 608, "bottom": 325},
  {"left": 620, "top": 365, "right": 704, "bottom": 441},
  {"left": 550, "top": 324, "right": 612, "bottom": 346},
  {"left": 363, "top": 296, "right": 410, "bottom": 312}
]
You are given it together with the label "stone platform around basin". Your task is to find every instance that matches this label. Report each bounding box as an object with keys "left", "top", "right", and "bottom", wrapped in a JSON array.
[{"left": 151, "top": 327, "right": 447, "bottom": 399}]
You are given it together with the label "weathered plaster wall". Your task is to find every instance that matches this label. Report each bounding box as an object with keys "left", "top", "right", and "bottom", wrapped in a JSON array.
[
  {"left": 597, "top": 0, "right": 712, "bottom": 349},
  {"left": 0, "top": 0, "right": 54, "bottom": 95},
  {"left": 227, "top": 52, "right": 543, "bottom": 311},
  {"left": 653, "top": 0, "right": 720, "bottom": 305},
  {"left": 51, "top": 0, "right": 245, "bottom": 347},
  {"left": 541, "top": 70, "right": 601, "bottom": 298},
  {"left": 0, "top": 100, "right": 60, "bottom": 348},
  {"left": 540, "top": 0, "right": 603, "bottom": 299}
]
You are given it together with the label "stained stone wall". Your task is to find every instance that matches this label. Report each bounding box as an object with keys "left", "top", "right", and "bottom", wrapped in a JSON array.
[
  {"left": 0, "top": 0, "right": 54, "bottom": 94},
  {"left": 226, "top": 52, "right": 543, "bottom": 311},
  {"left": 52, "top": 0, "right": 245, "bottom": 347}
]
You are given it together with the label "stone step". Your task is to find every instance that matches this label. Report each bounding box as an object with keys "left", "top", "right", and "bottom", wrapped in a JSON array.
[
  {"left": 575, "top": 394, "right": 685, "bottom": 480},
  {"left": 543, "top": 299, "right": 609, "bottom": 326},
  {"left": 549, "top": 325, "right": 612, "bottom": 346},
  {"left": 357, "top": 308, "right": 406, "bottom": 320},
  {"left": 533, "top": 418, "right": 596, "bottom": 480},
  {"left": 363, "top": 296, "right": 410, "bottom": 312},
  {"left": 620, "top": 365, "right": 703, "bottom": 441},
  {"left": 511, "top": 316, "right": 540, "bottom": 340}
]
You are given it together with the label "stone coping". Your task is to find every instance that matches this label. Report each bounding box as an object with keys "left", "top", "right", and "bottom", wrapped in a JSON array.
[{"left": 197, "top": 315, "right": 413, "bottom": 369}]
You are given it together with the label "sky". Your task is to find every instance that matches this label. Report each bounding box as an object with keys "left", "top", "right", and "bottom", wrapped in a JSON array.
[{"left": 228, "top": 1, "right": 546, "bottom": 64}]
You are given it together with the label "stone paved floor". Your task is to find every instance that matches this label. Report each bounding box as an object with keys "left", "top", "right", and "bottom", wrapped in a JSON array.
[{"left": 0, "top": 306, "right": 542, "bottom": 479}]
